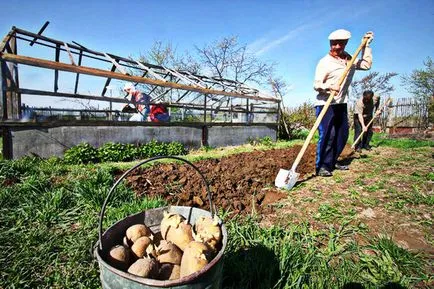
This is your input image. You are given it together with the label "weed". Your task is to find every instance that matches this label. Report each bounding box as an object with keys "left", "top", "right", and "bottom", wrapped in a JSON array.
[{"left": 314, "top": 203, "right": 343, "bottom": 223}]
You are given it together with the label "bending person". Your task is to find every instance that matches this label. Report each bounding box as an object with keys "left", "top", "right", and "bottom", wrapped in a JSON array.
[
  {"left": 123, "top": 82, "right": 151, "bottom": 121},
  {"left": 354, "top": 91, "right": 380, "bottom": 151}
]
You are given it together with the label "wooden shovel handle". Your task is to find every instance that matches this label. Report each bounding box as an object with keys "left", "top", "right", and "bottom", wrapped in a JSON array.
[{"left": 290, "top": 37, "right": 369, "bottom": 171}]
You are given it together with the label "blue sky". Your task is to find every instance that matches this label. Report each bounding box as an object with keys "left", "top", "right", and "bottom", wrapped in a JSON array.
[{"left": 1, "top": 0, "right": 433, "bottom": 108}]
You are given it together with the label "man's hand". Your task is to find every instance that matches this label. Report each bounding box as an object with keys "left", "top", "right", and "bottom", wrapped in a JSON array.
[
  {"left": 329, "top": 83, "right": 341, "bottom": 93},
  {"left": 363, "top": 31, "right": 374, "bottom": 46},
  {"left": 362, "top": 125, "right": 368, "bottom": 132}
]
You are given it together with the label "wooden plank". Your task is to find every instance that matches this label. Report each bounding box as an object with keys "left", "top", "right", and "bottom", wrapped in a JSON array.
[
  {"left": 29, "top": 21, "right": 49, "bottom": 46},
  {"left": 103, "top": 53, "right": 128, "bottom": 75},
  {"left": 135, "top": 60, "right": 167, "bottom": 81},
  {"left": 74, "top": 50, "right": 83, "bottom": 94},
  {"left": 163, "top": 66, "right": 206, "bottom": 88},
  {"left": 14, "top": 27, "right": 266, "bottom": 94},
  {"left": 1, "top": 53, "right": 279, "bottom": 102},
  {"left": 63, "top": 42, "right": 76, "bottom": 65},
  {"left": 0, "top": 28, "right": 16, "bottom": 53}
]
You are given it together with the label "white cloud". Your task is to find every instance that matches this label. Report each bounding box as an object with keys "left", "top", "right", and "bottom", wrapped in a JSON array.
[
  {"left": 248, "top": 3, "right": 375, "bottom": 57},
  {"left": 251, "top": 23, "right": 314, "bottom": 56}
]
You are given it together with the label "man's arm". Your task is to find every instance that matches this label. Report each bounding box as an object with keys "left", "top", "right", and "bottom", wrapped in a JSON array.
[
  {"left": 355, "top": 32, "right": 374, "bottom": 70},
  {"left": 356, "top": 46, "right": 372, "bottom": 70},
  {"left": 358, "top": 113, "right": 367, "bottom": 132},
  {"left": 313, "top": 59, "right": 333, "bottom": 93}
]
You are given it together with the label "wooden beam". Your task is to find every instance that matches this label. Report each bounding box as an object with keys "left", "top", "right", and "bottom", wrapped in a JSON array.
[
  {"left": 0, "top": 28, "right": 16, "bottom": 53},
  {"left": 29, "top": 21, "right": 49, "bottom": 46},
  {"left": 74, "top": 50, "right": 83, "bottom": 94},
  {"left": 103, "top": 53, "right": 128, "bottom": 75},
  {"left": 63, "top": 42, "right": 76, "bottom": 65},
  {"left": 1, "top": 53, "right": 279, "bottom": 102}
]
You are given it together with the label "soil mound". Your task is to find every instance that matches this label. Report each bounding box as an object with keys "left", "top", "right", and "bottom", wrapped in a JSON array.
[{"left": 125, "top": 144, "right": 321, "bottom": 216}]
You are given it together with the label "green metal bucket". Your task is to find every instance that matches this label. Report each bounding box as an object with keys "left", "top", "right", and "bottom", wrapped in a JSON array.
[{"left": 94, "top": 156, "right": 227, "bottom": 289}]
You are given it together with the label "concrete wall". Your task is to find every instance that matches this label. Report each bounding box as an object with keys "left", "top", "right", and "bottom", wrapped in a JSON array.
[
  {"left": 207, "top": 126, "right": 276, "bottom": 147},
  {"left": 7, "top": 124, "right": 276, "bottom": 159}
]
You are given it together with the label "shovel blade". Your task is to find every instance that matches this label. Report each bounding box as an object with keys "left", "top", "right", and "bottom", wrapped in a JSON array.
[{"left": 275, "top": 169, "right": 300, "bottom": 190}]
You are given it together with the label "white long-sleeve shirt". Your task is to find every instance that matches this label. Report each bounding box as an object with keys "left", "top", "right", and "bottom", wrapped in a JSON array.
[{"left": 313, "top": 46, "right": 372, "bottom": 106}]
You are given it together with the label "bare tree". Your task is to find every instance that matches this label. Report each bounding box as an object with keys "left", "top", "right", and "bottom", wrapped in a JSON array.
[
  {"left": 350, "top": 71, "right": 398, "bottom": 102},
  {"left": 196, "top": 36, "right": 274, "bottom": 84},
  {"left": 139, "top": 41, "right": 201, "bottom": 73},
  {"left": 401, "top": 57, "right": 434, "bottom": 104}
]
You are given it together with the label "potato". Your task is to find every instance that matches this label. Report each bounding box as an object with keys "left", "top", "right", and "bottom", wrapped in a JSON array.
[
  {"left": 158, "top": 263, "right": 180, "bottom": 280},
  {"left": 107, "top": 245, "right": 130, "bottom": 270},
  {"left": 161, "top": 212, "right": 193, "bottom": 251},
  {"left": 160, "top": 212, "right": 184, "bottom": 239},
  {"left": 126, "top": 224, "right": 152, "bottom": 243},
  {"left": 123, "top": 236, "right": 131, "bottom": 248},
  {"left": 131, "top": 236, "right": 155, "bottom": 259},
  {"left": 156, "top": 240, "right": 182, "bottom": 265},
  {"left": 180, "top": 241, "right": 209, "bottom": 278},
  {"left": 127, "top": 258, "right": 159, "bottom": 278},
  {"left": 193, "top": 215, "right": 222, "bottom": 251}
]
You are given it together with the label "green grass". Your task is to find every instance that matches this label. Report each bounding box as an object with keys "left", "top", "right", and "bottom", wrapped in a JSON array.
[
  {"left": 0, "top": 138, "right": 432, "bottom": 288},
  {"left": 224, "top": 218, "right": 428, "bottom": 288},
  {"left": 371, "top": 133, "right": 434, "bottom": 149}
]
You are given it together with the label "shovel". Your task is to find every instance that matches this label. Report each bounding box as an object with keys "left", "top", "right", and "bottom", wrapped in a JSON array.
[{"left": 275, "top": 36, "right": 370, "bottom": 190}]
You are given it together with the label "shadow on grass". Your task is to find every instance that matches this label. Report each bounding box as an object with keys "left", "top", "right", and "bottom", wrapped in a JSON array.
[{"left": 223, "top": 243, "right": 280, "bottom": 289}]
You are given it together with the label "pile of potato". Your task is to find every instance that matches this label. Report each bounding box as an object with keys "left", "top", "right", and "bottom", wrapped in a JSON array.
[{"left": 106, "top": 211, "right": 223, "bottom": 281}]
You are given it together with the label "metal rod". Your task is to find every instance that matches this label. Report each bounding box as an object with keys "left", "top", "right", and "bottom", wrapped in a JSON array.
[{"left": 29, "top": 21, "right": 49, "bottom": 46}]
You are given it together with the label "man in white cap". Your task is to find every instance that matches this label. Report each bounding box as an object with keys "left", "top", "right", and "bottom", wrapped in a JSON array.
[
  {"left": 313, "top": 29, "right": 374, "bottom": 176},
  {"left": 123, "top": 82, "right": 151, "bottom": 121}
]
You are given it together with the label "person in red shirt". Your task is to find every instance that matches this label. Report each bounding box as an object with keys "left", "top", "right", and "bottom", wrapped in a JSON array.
[{"left": 149, "top": 102, "right": 170, "bottom": 122}]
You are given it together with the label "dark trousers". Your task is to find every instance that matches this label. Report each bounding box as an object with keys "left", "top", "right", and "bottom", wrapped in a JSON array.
[
  {"left": 354, "top": 114, "right": 373, "bottom": 149},
  {"left": 315, "top": 104, "right": 349, "bottom": 173}
]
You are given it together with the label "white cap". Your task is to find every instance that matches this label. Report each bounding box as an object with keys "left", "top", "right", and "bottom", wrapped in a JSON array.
[
  {"left": 123, "top": 82, "right": 135, "bottom": 91},
  {"left": 328, "top": 29, "right": 351, "bottom": 40}
]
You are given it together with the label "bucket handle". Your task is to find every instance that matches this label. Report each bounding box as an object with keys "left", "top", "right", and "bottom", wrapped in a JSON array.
[{"left": 98, "top": 156, "right": 214, "bottom": 251}]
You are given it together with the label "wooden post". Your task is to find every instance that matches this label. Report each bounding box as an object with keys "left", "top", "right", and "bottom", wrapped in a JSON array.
[
  {"left": 73, "top": 50, "right": 83, "bottom": 94},
  {"left": 1, "top": 60, "right": 17, "bottom": 120},
  {"left": 0, "top": 60, "right": 7, "bottom": 120},
  {"left": 10, "top": 34, "right": 20, "bottom": 119},
  {"left": 54, "top": 44, "right": 60, "bottom": 92},
  {"left": 2, "top": 127, "right": 13, "bottom": 160},
  {"left": 203, "top": 94, "right": 207, "bottom": 124},
  {"left": 246, "top": 98, "right": 250, "bottom": 124}
]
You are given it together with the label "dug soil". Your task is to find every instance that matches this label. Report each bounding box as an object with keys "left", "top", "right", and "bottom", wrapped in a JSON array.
[
  {"left": 124, "top": 144, "right": 433, "bottom": 257},
  {"left": 125, "top": 144, "right": 354, "bottom": 216}
]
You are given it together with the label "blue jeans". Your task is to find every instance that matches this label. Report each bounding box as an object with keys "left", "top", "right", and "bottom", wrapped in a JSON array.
[{"left": 315, "top": 103, "right": 349, "bottom": 172}]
